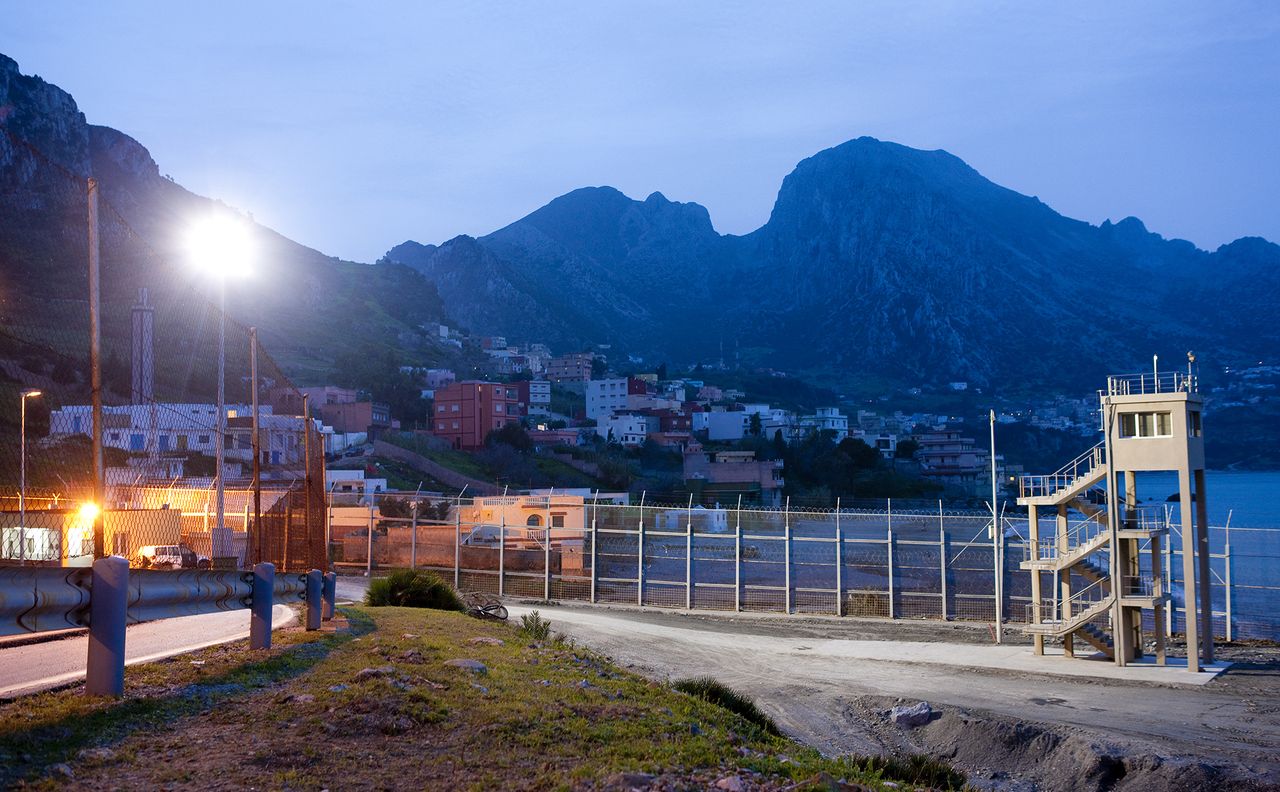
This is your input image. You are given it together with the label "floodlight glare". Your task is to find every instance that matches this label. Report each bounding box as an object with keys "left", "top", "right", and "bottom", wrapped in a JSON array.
[{"left": 186, "top": 214, "right": 254, "bottom": 278}]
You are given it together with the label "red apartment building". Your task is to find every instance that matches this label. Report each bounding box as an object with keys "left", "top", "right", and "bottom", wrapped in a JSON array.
[{"left": 432, "top": 381, "right": 521, "bottom": 450}]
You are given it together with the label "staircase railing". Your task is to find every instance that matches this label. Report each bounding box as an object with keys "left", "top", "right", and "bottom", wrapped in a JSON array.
[
  {"left": 1024, "top": 510, "right": 1108, "bottom": 563},
  {"left": 1026, "top": 575, "right": 1112, "bottom": 627},
  {"left": 1019, "top": 441, "right": 1106, "bottom": 500}
]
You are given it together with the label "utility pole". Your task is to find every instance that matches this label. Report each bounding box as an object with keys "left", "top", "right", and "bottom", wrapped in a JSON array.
[
  {"left": 88, "top": 178, "right": 105, "bottom": 558},
  {"left": 302, "top": 393, "right": 312, "bottom": 569},
  {"left": 990, "top": 409, "right": 1002, "bottom": 643},
  {"left": 250, "top": 328, "right": 261, "bottom": 565}
]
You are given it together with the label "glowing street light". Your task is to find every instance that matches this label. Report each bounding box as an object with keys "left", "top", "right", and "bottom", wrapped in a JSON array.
[
  {"left": 19, "top": 388, "right": 41, "bottom": 564},
  {"left": 186, "top": 214, "right": 254, "bottom": 565}
]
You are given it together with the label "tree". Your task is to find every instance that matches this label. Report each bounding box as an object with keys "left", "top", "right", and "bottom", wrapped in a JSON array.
[
  {"left": 590, "top": 357, "right": 608, "bottom": 379},
  {"left": 656, "top": 361, "right": 668, "bottom": 381},
  {"left": 895, "top": 439, "right": 920, "bottom": 459},
  {"left": 749, "top": 412, "right": 762, "bottom": 437},
  {"left": 486, "top": 422, "right": 533, "bottom": 453}
]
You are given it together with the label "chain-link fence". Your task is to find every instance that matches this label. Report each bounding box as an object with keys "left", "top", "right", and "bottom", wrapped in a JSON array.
[
  {"left": 0, "top": 133, "right": 325, "bottom": 572},
  {"left": 339, "top": 491, "right": 1279, "bottom": 640}
]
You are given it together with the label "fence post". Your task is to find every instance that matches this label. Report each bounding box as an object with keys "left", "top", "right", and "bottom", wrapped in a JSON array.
[
  {"left": 454, "top": 508, "right": 461, "bottom": 591},
  {"left": 685, "top": 496, "right": 693, "bottom": 610},
  {"left": 409, "top": 503, "right": 418, "bottom": 570},
  {"left": 835, "top": 498, "right": 843, "bottom": 617},
  {"left": 1224, "top": 525, "right": 1233, "bottom": 642},
  {"left": 305, "top": 569, "right": 322, "bottom": 631},
  {"left": 543, "top": 492, "right": 552, "bottom": 601},
  {"left": 590, "top": 505, "right": 598, "bottom": 604},
  {"left": 365, "top": 496, "right": 374, "bottom": 578},
  {"left": 1165, "top": 516, "right": 1175, "bottom": 637},
  {"left": 939, "top": 501, "right": 948, "bottom": 620},
  {"left": 886, "top": 524, "right": 895, "bottom": 619},
  {"left": 250, "top": 562, "right": 274, "bottom": 649},
  {"left": 784, "top": 497, "right": 792, "bottom": 614},
  {"left": 85, "top": 555, "right": 129, "bottom": 697},
  {"left": 498, "top": 505, "right": 506, "bottom": 598},
  {"left": 734, "top": 495, "right": 742, "bottom": 613},
  {"left": 322, "top": 570, "right": 336, "bottom": 621},
  {"left": 637, "top": 494, "right": 646, "bottom": 607}
]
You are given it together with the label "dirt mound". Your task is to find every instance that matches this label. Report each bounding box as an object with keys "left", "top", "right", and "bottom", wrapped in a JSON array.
[{"left": 909, "top": 705, "right": 1272, "bottom": 792}]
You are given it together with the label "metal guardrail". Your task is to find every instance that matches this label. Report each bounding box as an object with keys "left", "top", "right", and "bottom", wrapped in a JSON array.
[
  {"left": 0, "top": 566, "right": 92, "bottom": 636},
  {"left": 1103, "top": 372, "right": 1196, "bottom": 397},
  {"left": 0, "top": 558, "right": 331, "bottom": 697}
]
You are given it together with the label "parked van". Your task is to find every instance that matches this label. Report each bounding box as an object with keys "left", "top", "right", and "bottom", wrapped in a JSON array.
[{"left": 138, "top": 544, "right": 210, "bottom": 569}]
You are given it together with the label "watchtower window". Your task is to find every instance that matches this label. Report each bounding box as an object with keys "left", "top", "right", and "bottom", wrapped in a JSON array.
[
  {"left": 1119, "top": 411, "right": 1172, "bottom": 438},
  {"left": 1188, "top": 410, "right": 1202, "bottom": 437}
]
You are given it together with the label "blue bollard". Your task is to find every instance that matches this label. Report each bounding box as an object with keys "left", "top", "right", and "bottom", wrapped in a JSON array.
[
  {"left": 322, "top": 571, "right": 336, "bottom": 621},
  {"left": 306, "top": 569, "right": 322, "bottom": 631},
  {"left": 250, "top": 562, "right": 275, "bottom": 650},
  {"left": 85, "top": 555, "right": 129, "bottom": 697}
]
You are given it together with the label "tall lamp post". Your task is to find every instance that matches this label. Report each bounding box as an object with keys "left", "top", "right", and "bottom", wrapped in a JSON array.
[
  {"left": 187, "top": 215, "right": 253, "bottom": 567},
  {"left": 19, "top": 388, "right": 42, "bottom": 564}
]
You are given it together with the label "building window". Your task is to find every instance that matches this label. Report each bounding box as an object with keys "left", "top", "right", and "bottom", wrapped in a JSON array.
[
  {"left": 551, "top": 513, "right": 565, "bottom": 528},
  {"left": 129, "top": 434, "right": 144, "bottom": 451},
  {"left": 451, "top": 404, "right": 459, "bottom": 412},
  {"left": 198, "top": 434, "right": 211, "bottom": 444},
  {"left": 452, "top": 421, "right": 459, "bottom": 429},
  {"left": 495, "top": 403, "right": 504, "bottom": 413},
  {"left": 1119, "top": 411, "right": 1173, "bottom": 438},
  {"left": 438, "top": 422, "right": 445, "bottom": 431},
  {"left": 1188, "top": 410, "right": 1202, "bottom": 437},
  {"left": 526, "top": 515, "right": 542, "bottom": 527}
]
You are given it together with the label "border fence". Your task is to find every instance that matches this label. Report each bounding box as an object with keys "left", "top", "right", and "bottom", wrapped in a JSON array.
[{"left": 338, "top": 491, "right": 1279, "bottom": 642}]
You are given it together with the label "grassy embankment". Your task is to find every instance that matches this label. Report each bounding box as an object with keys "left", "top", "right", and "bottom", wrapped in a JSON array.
[{"left": 0, "top": 606, "right": 964, "bottom": 790}]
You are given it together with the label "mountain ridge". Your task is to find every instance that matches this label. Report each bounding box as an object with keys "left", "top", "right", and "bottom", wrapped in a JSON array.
[{"left": 386, "top": 136, "right": 1278, "bottom": 390}]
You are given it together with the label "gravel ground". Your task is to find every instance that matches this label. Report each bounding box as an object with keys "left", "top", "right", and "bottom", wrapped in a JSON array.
[{"left": 508, "top": 600, "right": 1280, "bottom": 792}]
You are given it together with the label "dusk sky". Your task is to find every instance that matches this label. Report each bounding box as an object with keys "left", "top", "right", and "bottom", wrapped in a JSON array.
[{"left": 7, "top": 1, "right": 1279, "bottom": 263}]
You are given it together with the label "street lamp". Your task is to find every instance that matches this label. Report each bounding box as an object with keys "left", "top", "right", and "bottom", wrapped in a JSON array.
[
  {"left": 19, "top": 388, "right": 41, "bottom": 564},
  {"left": 186, "top": 214, "right": 253, "bottom": 566}
]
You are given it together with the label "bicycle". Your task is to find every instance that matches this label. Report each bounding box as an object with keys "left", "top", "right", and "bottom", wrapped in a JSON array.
[{"left": 461, "top": 591, "right": 509, "bottom": 621}]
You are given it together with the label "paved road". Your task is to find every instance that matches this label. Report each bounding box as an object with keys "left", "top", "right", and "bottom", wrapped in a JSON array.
[
  {"left": 0, "top": 604, "right": 296, "bottom": 698},
  {"left": 505, "top": 602, "right": 1280, "bottom": 780}
]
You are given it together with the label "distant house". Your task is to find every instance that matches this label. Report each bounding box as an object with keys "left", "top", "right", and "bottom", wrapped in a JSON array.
[
  {"left": 317, "top": 401, "right": 393, "bottom": 441},
  {"left": 683, "top": 448, "right": 784, "bottom": 508},
  {"left": 799, "top": 407, "right": 849, "bottom": 441},
  {"left": 516, "top": 379, "right": 552, "bottom": 417},
  {"left": 586, "top": 378, "right": 630, "bottom": 420},
  {"left": 546, "top": 353, "right": 595, "bottom": 382},
  {"left": 914, "top": 428, "right": 986, "bottom": 491},
  {"left": 432, "top": 381, "right": 520, "bottom": 450}
]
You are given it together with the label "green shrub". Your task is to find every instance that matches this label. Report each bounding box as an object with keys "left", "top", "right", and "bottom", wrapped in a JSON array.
[
  {"left": 519, "top": 610, "right": 552, "bottom": 641},
  {"left": 672, "top": 676, "right": 780, "bottom": 736},
  {"left": 364, "top": 569, "right": 465, "bottom": 611},
  {"left": 848, "top": 754, "right": 967, "bottom": 790}
]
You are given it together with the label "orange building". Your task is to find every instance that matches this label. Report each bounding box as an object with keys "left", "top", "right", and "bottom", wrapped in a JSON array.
[{"left": 432, "top": 381, "right": 521, "bottom": 450}]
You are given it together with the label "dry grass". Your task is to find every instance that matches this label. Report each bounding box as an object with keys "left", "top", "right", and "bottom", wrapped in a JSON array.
[{"left": 0, "top": 607, "right": 966, "bottom": 790}]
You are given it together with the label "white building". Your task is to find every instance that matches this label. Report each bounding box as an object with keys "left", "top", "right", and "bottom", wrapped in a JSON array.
[
  {"left": 50, "top": 403, "right": 251, "bottom": 456},
  {"left": 597, "top": 413, "right": 650, "bottom": 446},
  {"left": 326, "top": 469, "right": 387, "bottom": 496},
  {"left": 586, "top": 378, "right": 629, "bottom": 420},
  {"left": 800, "top": 407, "right": 849, "bottom": 441}
]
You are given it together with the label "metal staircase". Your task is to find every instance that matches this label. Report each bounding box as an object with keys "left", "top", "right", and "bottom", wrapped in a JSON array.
[{"left": 1018, "top": 442, "right": 1117, "bottom": 659}]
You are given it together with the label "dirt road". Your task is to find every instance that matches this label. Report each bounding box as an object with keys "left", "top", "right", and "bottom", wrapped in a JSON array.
[{"left": 508, "top": 602, "right": 1280, "bottom": 791}]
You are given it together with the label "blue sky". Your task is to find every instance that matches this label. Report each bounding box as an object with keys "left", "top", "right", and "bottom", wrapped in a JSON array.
[{"left": 6, "top": 1, "right": 1279, "bottom": 262}]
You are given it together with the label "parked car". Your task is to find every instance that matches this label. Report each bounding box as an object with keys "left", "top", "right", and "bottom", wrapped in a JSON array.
[{"left": 138, "top": 544, "right": 211, "bottom": 570}]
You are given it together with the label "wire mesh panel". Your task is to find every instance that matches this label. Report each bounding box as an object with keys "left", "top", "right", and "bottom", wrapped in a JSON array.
[{"left": 896, "top": 539, "right": 943, "bottom": 619}]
